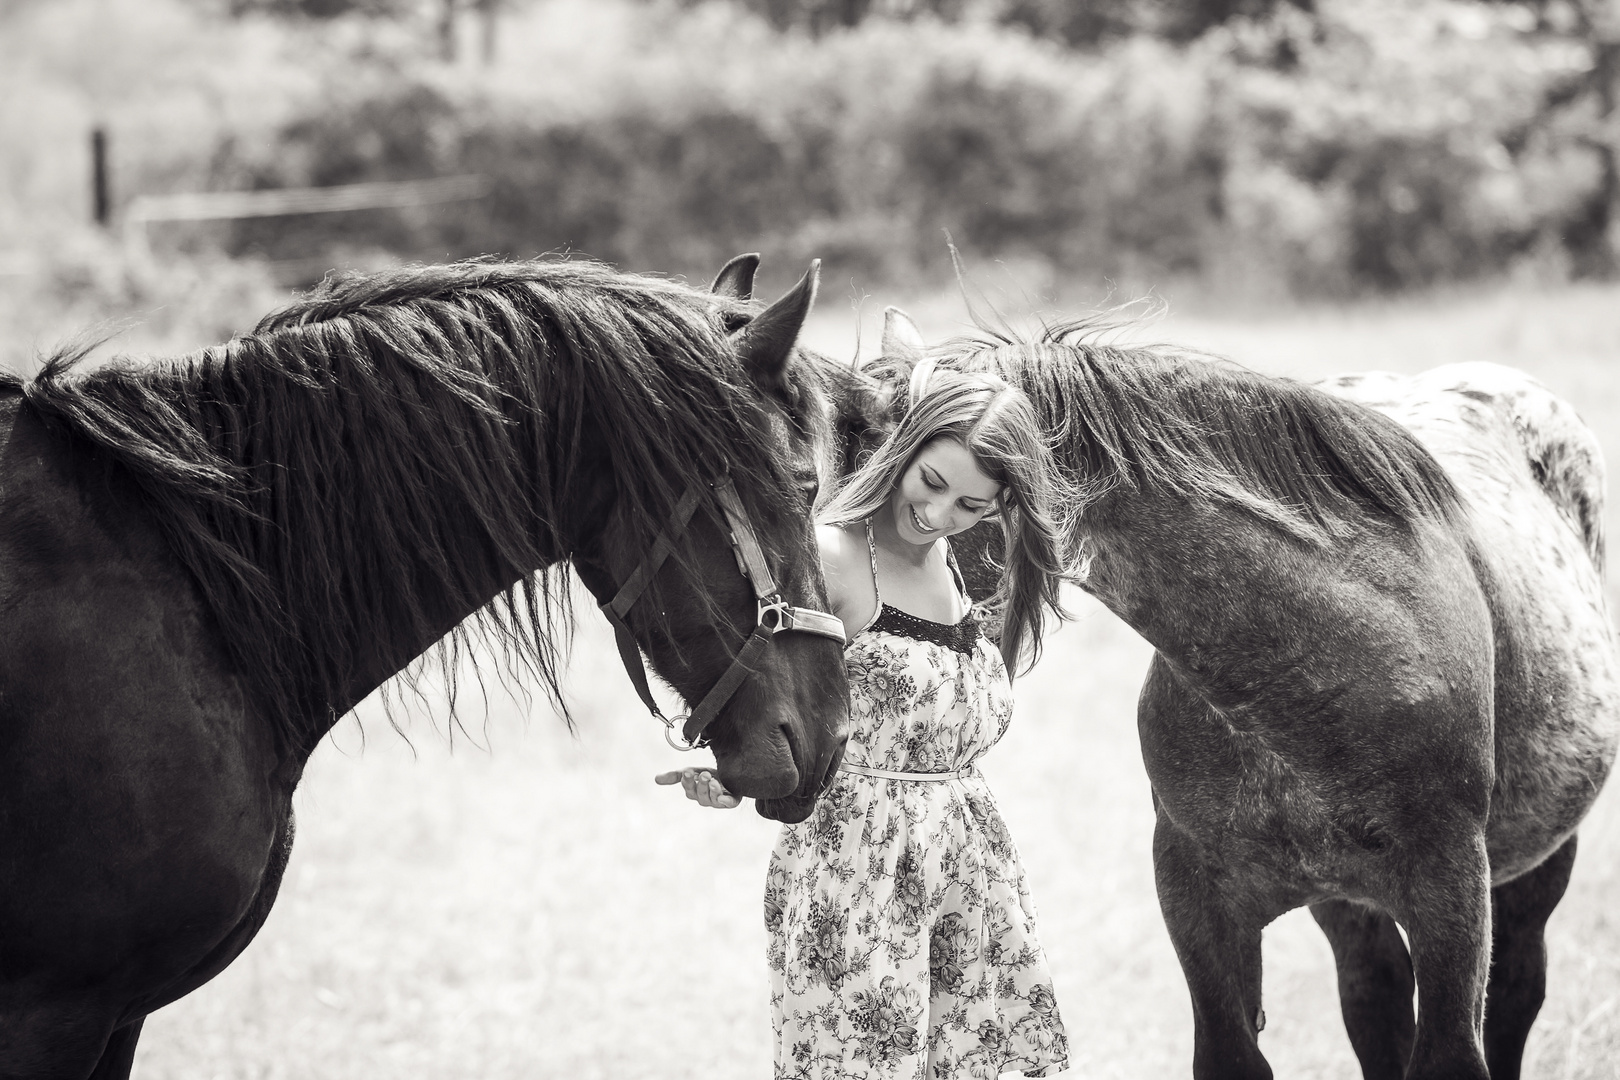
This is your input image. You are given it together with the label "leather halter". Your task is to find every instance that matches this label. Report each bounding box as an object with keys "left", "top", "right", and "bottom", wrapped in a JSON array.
[{"left": 599, "top": 475, "right": 847, "bottom": 751}]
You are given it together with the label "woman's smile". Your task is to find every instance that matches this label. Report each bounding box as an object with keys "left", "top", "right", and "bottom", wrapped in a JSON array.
[{"left": 888, "top": 436, "right": 1001, "bottom": 546}]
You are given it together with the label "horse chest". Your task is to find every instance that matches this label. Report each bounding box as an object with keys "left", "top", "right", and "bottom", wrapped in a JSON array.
[
  {"left": 1147, "top": 726, "right": 1380, "bottom": 891},
  {"left": 1139, "top": 644, "right": 1493, "bottom": 900}
]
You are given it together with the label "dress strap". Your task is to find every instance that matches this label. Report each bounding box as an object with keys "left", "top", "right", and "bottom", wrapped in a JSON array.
[
  {"left": 863, "top": 517, "right": 882, "bottom": 606},
  {"left": 943, "top": 541, "right": 972, "bottom": 608}
]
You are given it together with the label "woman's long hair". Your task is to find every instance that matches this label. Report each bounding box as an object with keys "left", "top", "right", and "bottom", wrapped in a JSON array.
[{"left": 817, "top": 362, "right": 1071, "bottom": 676}]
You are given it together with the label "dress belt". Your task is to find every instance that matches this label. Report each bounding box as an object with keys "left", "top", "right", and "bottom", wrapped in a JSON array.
[{"left": 839, "top": 761, "right": 969, "bottom": 782}]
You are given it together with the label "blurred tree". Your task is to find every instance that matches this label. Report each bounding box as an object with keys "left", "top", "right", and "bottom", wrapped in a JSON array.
[
  {"left": 698, "top": 0, "right": 1315, "bottom": 42},
  {"left": 698, "top": 0, "right": 967, "bottom": 34},
  {"left": 1503, "top": 0, "right": 1620, "bottom": 276},
  {"left": 1000, "top": 0, "right": 1316, "bottom": 45},
  {"left": 437, "top": 0, "right": 456, "bottom": 59},
  {"left": 995, "top": 0, "right": 1139, "bottom": 43},
  {"left": 219, "top": 0, "right": 506, "bottom": 67},
  {"left": 222, "top": 0, "right": 417, "bottom": 15},
  {"left": 224, "top": 81, "right": 461, "bottom": 261},
  {"left": 476, "top": 0, "right": 500, "bottom": 63}
]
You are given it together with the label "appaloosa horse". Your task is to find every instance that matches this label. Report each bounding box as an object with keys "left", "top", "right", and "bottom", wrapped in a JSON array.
[
  {"left": 876, "top": 308, "right": 1618, "bottom": 1080},
  {"left": 0, "top": 258, "right": 851, "bottom": 1079}
]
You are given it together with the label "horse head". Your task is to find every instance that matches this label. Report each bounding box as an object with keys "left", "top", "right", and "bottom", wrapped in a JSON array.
[{"left": 574, "top": 261, "right": 855, "bottom": 824}]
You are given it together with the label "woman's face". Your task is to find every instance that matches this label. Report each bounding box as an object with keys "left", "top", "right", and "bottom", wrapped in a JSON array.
[{"left": 888, "top": 436, "right": 1002, "bottom": 546}]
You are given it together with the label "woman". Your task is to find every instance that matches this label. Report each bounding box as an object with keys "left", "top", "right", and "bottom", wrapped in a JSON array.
[{"left": 659, "top": 361, "right": 1072, "bottom": 1079}]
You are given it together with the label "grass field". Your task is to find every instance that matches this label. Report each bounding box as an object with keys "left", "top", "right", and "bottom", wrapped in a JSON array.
[{"left": 27, "top": 280, "right": 1620, "bottom": 1079}]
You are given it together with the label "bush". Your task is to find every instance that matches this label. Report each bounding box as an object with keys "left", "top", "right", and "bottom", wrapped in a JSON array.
[{"left": 18, "top": 0, "right": 1598, "bottom": 298}]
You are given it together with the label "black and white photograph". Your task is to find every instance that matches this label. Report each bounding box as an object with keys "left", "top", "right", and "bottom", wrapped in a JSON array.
[{"left": 2, "top": 1, "right": 1618, "bottom": 1077}]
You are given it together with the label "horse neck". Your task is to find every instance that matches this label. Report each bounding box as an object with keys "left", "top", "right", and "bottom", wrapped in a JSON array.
[
  {"left": 1078, "top": 486, "right": 1434, "bottom": 713},
  {"left": 289, "top": 364, "right": 603, "bottom": 723},
  {"left": 180, "top": 328, "right": 601, "bottom": 742},
  {"left": 1006, "top": 337, "right": 1458, "bottom": 680},
  {"left": 328, "top": 426, "right": 619, "bottom": 719},
  {"left": 1079, "top": 487, "right": 1298, "bottom": 629}
]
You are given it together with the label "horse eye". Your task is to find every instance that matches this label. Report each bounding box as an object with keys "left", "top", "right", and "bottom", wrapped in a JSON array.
[{"left": 799, "top": 478, "right": 820, "bottom": 506}]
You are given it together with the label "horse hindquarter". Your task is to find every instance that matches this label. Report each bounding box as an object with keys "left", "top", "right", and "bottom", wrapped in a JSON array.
[
  {"left": 1324, "top": 364, "right": 1620, "bottom": 875},
  {"left": 0, "top": 393, "right": 288, "bottom": 1075},
  {"left": 1319, "top": 363, "right": 1620, "bottom": 1079}
]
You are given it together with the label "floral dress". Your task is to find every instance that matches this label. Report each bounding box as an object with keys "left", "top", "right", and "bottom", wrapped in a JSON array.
[{"left": 766, "top": 522, "right": 1069, "bottom": 1080}]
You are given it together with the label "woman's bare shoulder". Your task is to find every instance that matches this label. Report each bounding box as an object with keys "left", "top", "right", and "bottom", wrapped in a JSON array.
[
  {"left": 815, "top": 520, "right": 873, "bottom": 629},
  {"left": 816, "top": 521, "right": 867, "bottom": 579}
]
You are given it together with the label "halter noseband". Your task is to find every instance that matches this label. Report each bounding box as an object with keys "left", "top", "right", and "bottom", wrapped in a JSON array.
[{"left": 598, "top": 475, "right": 847, "bottom": 751}]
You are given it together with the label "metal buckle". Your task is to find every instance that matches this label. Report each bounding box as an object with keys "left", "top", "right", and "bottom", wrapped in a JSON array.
[{"left": 757, "top": 594, "right": 792, "bottom": 633}]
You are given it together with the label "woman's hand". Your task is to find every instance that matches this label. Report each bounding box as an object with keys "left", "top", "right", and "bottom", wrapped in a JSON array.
[{"left": 654, "top": 767, "right": 740, "bottom": 809}]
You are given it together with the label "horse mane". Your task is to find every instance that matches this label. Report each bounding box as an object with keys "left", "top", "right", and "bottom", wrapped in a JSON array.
[
  {"left": 20, "top": 259, "right": 792, "bottom": 755},
  {"left": 0, "top": 369, "right": 21, "bottom": 393},
  {"left": 937, "top": 319, "right": 1463, "bottom": 547}
]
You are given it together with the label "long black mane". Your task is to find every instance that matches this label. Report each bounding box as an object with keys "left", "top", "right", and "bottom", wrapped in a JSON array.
[
  {"left": 21, "top": 259, "right": 795, "bottom": 754},
  {"left": 940, "top": 322, "right": 1463, "bottom": 547}
]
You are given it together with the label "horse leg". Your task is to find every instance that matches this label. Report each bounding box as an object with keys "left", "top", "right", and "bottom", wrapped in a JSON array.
[
  {"left": 87, "top": 1019, "right": 143, "bottom": 1080},
  {"left": 1400, "top": 834, "right": 1493, "bottom": 1080},
  {"left": 0, "top": 1000, "right": 120, "bottom": 1080},
  {"left": 1310, "top": 900, "right": 1414, "bottom": 1080},
  {"left": 1483, "top": 835, "right": 1577, "bottom": 1080},
  {"left": 1153, "top": 814, "right": 1272, "bottom": 1080}
]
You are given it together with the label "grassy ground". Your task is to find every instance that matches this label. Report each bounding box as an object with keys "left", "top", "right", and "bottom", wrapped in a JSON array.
[{"left": 76, "top": 280, "right": 1620, "bottom": 1078}]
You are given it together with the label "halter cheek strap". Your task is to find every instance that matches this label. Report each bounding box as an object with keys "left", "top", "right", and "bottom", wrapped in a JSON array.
[
  {"left": 598, "top": 485, "right": 704, "bottom": 739},
  {"left": 712, "top": 480, "right": 848, "bottom": 646},
  {"left": 599, "top": 476, "right": 846, "bottom": 751}
]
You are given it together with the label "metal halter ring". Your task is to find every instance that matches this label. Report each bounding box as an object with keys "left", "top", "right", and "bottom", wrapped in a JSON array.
[{"left": 664, "top": 714, "right": 698, "bottom": 752}]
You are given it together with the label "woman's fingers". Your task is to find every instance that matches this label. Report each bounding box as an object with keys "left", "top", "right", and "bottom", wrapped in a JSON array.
[
  {"left": 701, "top": 773, "right": 739, "bottom": 809},
  {"left": 653, "top": 767, "right": 737, "bottom": 808}
]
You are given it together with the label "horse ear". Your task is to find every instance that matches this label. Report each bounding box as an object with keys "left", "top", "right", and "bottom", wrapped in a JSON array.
[
  {"left": 882, "top": 306, "right": 927, "bottom": 369},
  {"left": 710, "top": 252, "right": 761, "bottom": 300},
  {"left": 735, "top": 260, "right": 819, "bottom": 392}
]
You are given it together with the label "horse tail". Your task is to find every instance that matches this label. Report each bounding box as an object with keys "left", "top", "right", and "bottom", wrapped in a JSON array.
[
  {"left": 1506, "top": 384, "right": 1606, "bottom": 574},
  {"left": 1458, "top": 363, "right": 1607, "bottom": 574}
]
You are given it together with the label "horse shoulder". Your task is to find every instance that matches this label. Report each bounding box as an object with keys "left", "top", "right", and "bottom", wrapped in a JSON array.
[
  {"left": 0, "top": 402, "right": 283, "bottom": 969},
  {"left": 0, "top": 406, "right": 293, "bottom": 1039}
]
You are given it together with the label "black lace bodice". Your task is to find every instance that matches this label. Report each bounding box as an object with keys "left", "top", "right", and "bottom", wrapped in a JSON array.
[{"left": 867, "top": 603, "right": 982, "bottom": 656}]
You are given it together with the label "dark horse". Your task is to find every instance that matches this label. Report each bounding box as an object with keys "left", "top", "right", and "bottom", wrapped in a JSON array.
[
  {"left": 876, "top": 309, "right": 1619, "bottom": 1080},
  {"left": 0, "top": 258, "right": 852, "bottom": 1079}
]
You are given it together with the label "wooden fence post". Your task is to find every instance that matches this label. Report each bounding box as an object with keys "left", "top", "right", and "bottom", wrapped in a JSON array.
[
  {"left": 439, "top": 0, "right": 457, "bottom": 62},
  {"left": 91, "top": 126, "right": 110, "bottom": 227},
  {"left": 477, "top": 0, "right": 498, "bottom": 66}
]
